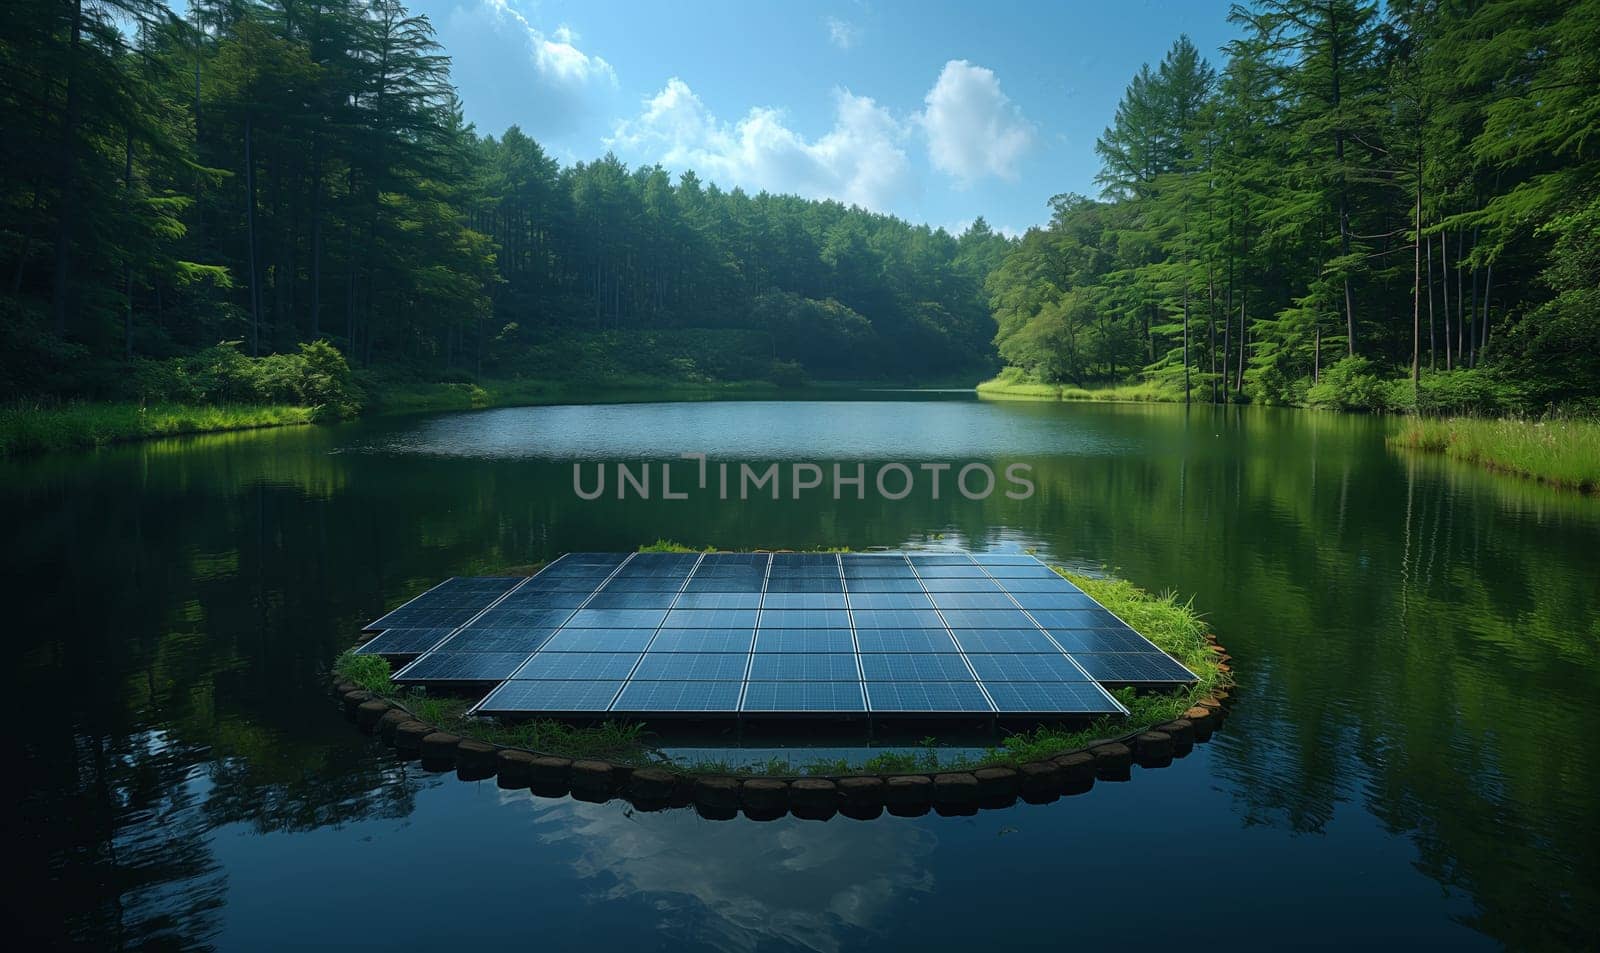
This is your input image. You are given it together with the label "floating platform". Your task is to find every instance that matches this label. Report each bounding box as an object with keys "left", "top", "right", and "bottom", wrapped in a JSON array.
[{"left": 355, "top": 552, "right": 1196, "bottom": 720}]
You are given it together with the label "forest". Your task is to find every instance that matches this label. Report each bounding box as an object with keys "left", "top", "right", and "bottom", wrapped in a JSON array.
[
  {"left": 1, "top": 0, "right": 1596, "bottom": 416},
  {"left": 989, "top": 0, "right": 1599, "bottom": 413},
  {"left": 1, "top": 0, "right": 1008, "bottom": 405}
]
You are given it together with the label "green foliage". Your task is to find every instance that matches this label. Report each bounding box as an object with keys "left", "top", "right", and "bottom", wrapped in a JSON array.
[{"left": 1307, "top": 356, "right": 1396, "bottom": 412}]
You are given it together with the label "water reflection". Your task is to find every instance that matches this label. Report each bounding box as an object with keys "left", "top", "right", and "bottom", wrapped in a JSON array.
[
  {"left": 5, "top": 397, "right": 1600, "bottom": 949},
  {"left": 530, "top": 798, "right": 935, "bottom": 953}
]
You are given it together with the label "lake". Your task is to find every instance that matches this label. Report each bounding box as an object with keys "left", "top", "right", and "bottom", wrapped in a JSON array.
[{"left": 8, "top": 394, "right": 1598, "bottom": 950}]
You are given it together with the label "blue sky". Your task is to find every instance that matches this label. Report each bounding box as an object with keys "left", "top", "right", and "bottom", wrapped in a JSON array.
[{"left": 416, "top": 0, "right": 1241, "bottom": 234}]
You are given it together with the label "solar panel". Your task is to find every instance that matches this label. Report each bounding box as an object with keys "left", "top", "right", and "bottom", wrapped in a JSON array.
[
  {"left": 611, "top": 680, "right": 743, "bottom": 713},
  {"left": 865, "top": 681, "right": 992, "bottom": 712},
  {"left": 1070, "top": 652, "right": 1198, "bottom": 683},
  {"left": 437, "top": 627, "right": 558, "bottom": 653},
  {"left": 858, "top": 653, "right": 974, "bottom": 681},
  {"left": 964, "top": 652, "right": 1091, "bottom": 682},
  {"left": 746, "top": 653, "right": 861, "bottom": 681},
  {"left": 514, "top": 652, "right": 642, "bottom": 680},
  {"left": 742, "top": 681, "right": 865, "bottom": 712},
  {"left": 477, "top": 680, "right": 624, "bottom": 714},
  {"left": 393, "top": 652, "right": 529, "bottom": 682},
  {"left": 384, "top": 552, "right": 1194, "bottom": 718},
  {"left": 754, "top": 628, "right": 856, "bottom": 653},
  {"left": 854, "top": 628, "right": 961, "bottom": 653},
  {"left": 353, "top": 627, "right": 455, "bottom": 656},
  {"left": 646, "top": 629, "right": 756, "bottom": 653},
  {"left": 984, "top": 681, "right": 1123, "bottom": 713},
  {"left": 632, "top": 653, "right": 750, "bottom": 680}
]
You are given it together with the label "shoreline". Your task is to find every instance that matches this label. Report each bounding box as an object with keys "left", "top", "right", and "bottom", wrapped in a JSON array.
[{"left": 0, "top": 376, "right": 984, "bottom": 460}]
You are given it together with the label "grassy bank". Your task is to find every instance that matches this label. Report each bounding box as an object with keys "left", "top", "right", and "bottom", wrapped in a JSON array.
[
  {"left": 334, "top": 556, "right": 1229, "bottom": 775},
  {"left": 976, "top": 372, "right": 1182, "bottom": 404},
  {"left": 1390, "top": 416, "right": 1600, "bottom": 492},
  {"left": 365, "top": 374, "right": 786, "bottom": 417},
  {"left": 0, "top": 401, "right": 315, "bottom": 457}
]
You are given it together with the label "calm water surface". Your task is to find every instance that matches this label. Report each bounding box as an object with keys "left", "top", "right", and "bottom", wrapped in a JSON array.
[{"left": 8, "top": 395, "right": 1599, "bottom": 950}]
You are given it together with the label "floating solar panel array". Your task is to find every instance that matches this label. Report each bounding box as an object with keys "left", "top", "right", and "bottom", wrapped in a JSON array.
[{"left": 356, "top": 552, "right": 1197, "bottom": 719}]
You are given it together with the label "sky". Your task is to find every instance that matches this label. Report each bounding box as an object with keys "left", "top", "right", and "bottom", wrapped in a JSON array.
[{"left": 414, "top": 0, "right": 1243, "bottom": 235}]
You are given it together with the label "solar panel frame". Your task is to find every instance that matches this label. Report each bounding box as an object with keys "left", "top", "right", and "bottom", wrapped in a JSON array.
[{"left": 390, "top": 551, "right": 1189, "bottom": 718}]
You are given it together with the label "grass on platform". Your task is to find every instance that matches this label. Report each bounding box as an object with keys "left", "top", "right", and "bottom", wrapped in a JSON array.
[
  {"left": 1390, "top": 416, "right": 1600, "bottom": 492},
  {"left": 0, "top": 401, "right": 314, "bottom": 457}
]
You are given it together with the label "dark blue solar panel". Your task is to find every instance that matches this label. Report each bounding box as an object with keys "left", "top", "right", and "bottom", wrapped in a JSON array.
[
  {"left": 759, "top": 592, "right": 847, "bottom": 609},
  {"left": 842, "top": 577, "right": 924, "bottom": 592},
  {"left": 854, "top": 629, "right": 960, "bottom": 653},
  {"left": 1070, "top": 652, "right": 1196, "bottom": 683},
  {"left": 753, "top": 628, "right": 855, "bottom": 653},
  {"left": 661, "top": 608, "right": 759, "bottom": 628},
  {"left": 673, "top": 592, "right": 763, "bottom": 609},
  {"left": 850, "top": 608, "right": 945, "bottom": 629},
  {"left": 858, "top": 653, "right": 974, "bottom": 681},
  {"left": 757, "top": 609, "right": 851, "bottom": 628},
  {"left": 964, "top": 653, "right": 1090, "bottom": 682},
  {"left": 746, "top": 653, "right": 860, "bottom": 681},
  {"left": 439, "top": 627, "right": 557, "bottom": 653},
  {"left": 742, "top": 681, "right": 865, "bottom": 712},
  {"left": 540, "top": 630, "right": 657, "bottom": 653},
  {"left": 844, "top": 592, "right": 933, "bottom": 609},
  {"left": 977, "top": 564, "right": 1061, "bottom": 579},
  {"left": 474, "top": 607, "right": 576, "bottom": 628},
  {"left": 914, "top": 577, "right": 1004, "bottom": 593},
  {"left": 495, "top": 590, "right": 591, "bottom": 609},
  {"left": 514, "top": 652, "right": 642, "bottom": 680},
  {"left": 913, "top": 566, "right": 989, "bottom": 578},
  {"left": 395, "top": 652, "right": 529, "bottom": 682},
  {"left": 865, "top": 681, "right": 991, "bottom": 712},
  {"left": 908, "top": 554, "right": 976, "bottom": 565},
  {"left": 477, "top": 680, "right": 624, "bottom": 714},
  {"left": 938, "top": 609, "right": 1035, "bottom": 629},
  {"left": 586, "top": 591, "right": 680, "bottom": 609},
  {"left": 367, "top": 606, "right": 483, "bottom": 629},
  {"left": 764, "top": 577, "right": 844, "bottom": 592},
  {"left": 996, "top": 577, "right": 1082, "bottom": 592},
  {"left": 611, "top": 680, "right": 743, "bottom": 712},
  {"left": 565, "top": 608, "right": 669, "bottom": 629},
  {"left": 1008, "top": 592, "right": 1099, "bottom": 611},
  {"left": 647, "top": 629, "right": 755, "bottom": 653},
  {"left": 682, "top": 576, "right": 765, "bottom": 592},
  {"left": 925, "top": 591, "right": 1016, "bottom": 610},
  {"left": 354, "top": 627, "right": 455, "bottom": 656},
  {"left": 950, "top": 629, "right": 1061, "bottom": 653},
  {"left": 632, "top": 653, "right": 749, "bottom": 680},
  {"left": 1030, "top": 608, "right": 1123, "bottom": 629},
  {"left": 985, "top": 681, "right": 1122, "bottom": 713},
  {"left": 1047, "top": 627, "right": 1158, "bottom": 653},
  {"left": 387, "top": 552, "right": 1147, "bottom": 718}
]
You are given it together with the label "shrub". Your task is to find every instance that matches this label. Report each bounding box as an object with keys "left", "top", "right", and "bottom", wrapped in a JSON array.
[{"left": 1306, "top": 355, "right": 1393, "bottom": 411}]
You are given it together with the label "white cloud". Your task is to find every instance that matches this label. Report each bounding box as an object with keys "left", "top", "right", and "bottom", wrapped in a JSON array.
[
  {"left": 482, "top": 1, "right": 616, "bottom": 88},
  {"left": 609, "top": 78, "right": 911, "bottom": 212},
  {"left": 918, "top": 60, "right": 1035, "bottom": 184},
  {"left": 825, "top": 16, "right": 862, "bottom": 50}
]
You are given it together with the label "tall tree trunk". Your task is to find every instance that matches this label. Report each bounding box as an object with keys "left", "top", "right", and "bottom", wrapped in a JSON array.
[
  {"left": 1479, "top": 263, "right": 1493, "bottom": 361},
  {"left": 1208, "top": 269, "right": 1218, "bottom": 404},
  {"left": 1426, "top": 226, "right": 1436, "bottom": 372},
  {"left": 1181, "top": 283, "right": 1191, "bottom": 404},
  {"left": 51, "top": 0, "right": 85, "bottom": 336},
  {"left": 245, "top": 113, "right": 261, "bottom": 356},
  {"left": 310, "top": 135, "right": 322, "bottom": 339},
  {"left": 1440, "top": 231, "right": 1451, "bottom": 370},
  {"left": 123, "top": 127, "right": 134, "bottom": 359},
  {"left": 1236, "top": 291, "right": 1246, "bottom": 392},
  {"left": 1411, "top": 169, "right": 1421, "bottom": 390}
]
